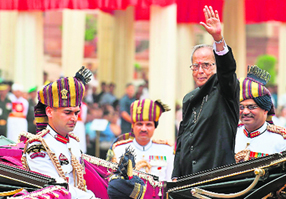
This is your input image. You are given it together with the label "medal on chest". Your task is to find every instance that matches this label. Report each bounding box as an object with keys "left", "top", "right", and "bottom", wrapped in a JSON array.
[
  {"left": 59, "top": 153, "right": 69, "bottom": 165},
  {"left": 149, "top": 155, "right": 167, "bottom": 167}
]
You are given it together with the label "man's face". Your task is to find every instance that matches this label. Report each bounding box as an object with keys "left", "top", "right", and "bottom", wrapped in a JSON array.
[
  {"left": 192, "top": 48, "right": 216, "bottom": 87},
  {"left": 46, "top": 106, "right": 80, "bottom": 136},
  {"left": 13, "top": 90, "right": 22, "bottom": 98},
  {"left": 126, "top": 85, "right": 135, "bottom": 98},
  {"left": 239, "top": 99, "right": 268, "bottom": 132},
  {"left": 133, "top": 121, "right": 155, "bottom": 146}
]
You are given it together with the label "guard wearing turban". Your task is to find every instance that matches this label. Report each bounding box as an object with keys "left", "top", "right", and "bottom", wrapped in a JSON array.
[
  {"left": 239, "top": 65, "right": 275, "bottom": 123},
  {"left": 22, "top": 67, "right": 97, "bottom": 199},
  {"left": 235, "top": 65, "right": 286, "bottom": 163},
  {"left": 109, "top": 99, "right": 174, "bottom": 182}
]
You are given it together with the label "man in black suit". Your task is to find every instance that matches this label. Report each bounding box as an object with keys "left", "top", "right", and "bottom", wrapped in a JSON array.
[{"left": 172, "top": 5, "right": 240, "bottom": 179}]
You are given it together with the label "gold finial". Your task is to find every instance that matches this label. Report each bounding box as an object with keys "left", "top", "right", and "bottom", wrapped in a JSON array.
[{"left": 127, "top": 159, "right": 133, "bottom": 178}]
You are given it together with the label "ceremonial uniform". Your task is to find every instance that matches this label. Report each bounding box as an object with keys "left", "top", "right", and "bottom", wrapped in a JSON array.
[
  {"left": 113, "top": 139, "right": 174, "bottom": 182},
  {"left": 7, "top": 95, "right": 28, "bottom": 142},
  {"left": 23, "top": 126, "right": 95, "bottom": 198},
  {"left": 110, "top": 98, "right": 173, "bottom": 182},
  {"left": 235, "top": 65, "right": 283, "bottom": 163},
  {"left": 235, "top": 123, "right": 286, "bottom": 161},
  {"left": 22, "top": 67, "right": 97, "bottom": 199},
  {"left": 73, "top": 102, "right": 87, "bottom": 153}
]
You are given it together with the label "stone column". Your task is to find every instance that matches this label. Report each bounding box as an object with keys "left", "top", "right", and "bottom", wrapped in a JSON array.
[
  {"left": 62, "top": 9, "right": 85, "bottom": 77},
  {"left": 97, "top": 11, "right": 115, "bottom": 85},
  {"left": 112, "top": 7, "right": 135, "bottom": 97},
  {"left": 149, "top": 4, "right": 177, "bottom": 143},
  {"left": 176, "top": 24, "right": 195, "bottom": 103},
  {"left": 14, "top": 12, "right": 44, "bottom": 90},
  {"left": 223, "top": 0, "right": 246, "bottom": 78},
  {"left": 278, "top": 24, "right": 286, "bottom": 100},
  {"left": 0, "top": 11, "right": 18, "bottom": 81}
]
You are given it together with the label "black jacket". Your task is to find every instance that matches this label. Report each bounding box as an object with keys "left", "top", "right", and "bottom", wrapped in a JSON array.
[{"left": 172, "top": 47, "right": 240, "bottom": 178}]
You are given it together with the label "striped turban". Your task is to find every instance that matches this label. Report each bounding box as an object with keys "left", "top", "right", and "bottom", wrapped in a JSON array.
[
  {"left": 35, "top": 66, "right": 92, "bottom": 132},
  {"left": 130, "top": 99, "right": 170, "bottom": 128},
  {"left": 239, "top": 65, "right": 275, "bottom": 122}
]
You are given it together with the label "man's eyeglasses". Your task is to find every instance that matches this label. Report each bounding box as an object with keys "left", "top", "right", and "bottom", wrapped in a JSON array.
[
  {"left": 239, "top": 104, "right": 259, "bottom": 110},
  {"left": 190, "top": 62, "right": 215, "bottom": 71}
]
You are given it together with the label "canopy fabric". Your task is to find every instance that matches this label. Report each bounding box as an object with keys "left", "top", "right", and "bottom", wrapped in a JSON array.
[
  {"left": 1, "top": 0, "right": 286, "bottom": 24},
  {"left": 0, "top": 0, "right": 175, "bottom": 11},
  {"left": 245, "top": 0, "right": 286, "bottom": 23},
  {"left": 176, "top": 0, "right": 224, "bottom": 23},
  {"left": 135, "top": 0, "right": 224, "bottom": 23}
]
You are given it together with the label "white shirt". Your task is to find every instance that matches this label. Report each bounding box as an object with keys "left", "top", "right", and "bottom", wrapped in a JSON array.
[
  {"left": 113, "top": 139, "right": 174, "bottom": 181},
  {"left": 235, "top": 122, "right": 286, "bottom": 155}
]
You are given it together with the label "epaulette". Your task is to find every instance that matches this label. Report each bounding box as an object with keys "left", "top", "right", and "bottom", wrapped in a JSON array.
[
  {"left": 115, "top": 132, "right": 135, "bottom": 143},
  {"left": 18, "top": 129, "right": 49, "bottom": 144},
  {"left": 37, "top": 129, "right": 50, "bottom": 137},
  {"left": 112, "top": 139, "right": 133, "bottom": 150},
  {"left": 267, "top": 124, "right": 286, "bottom": 139},
  {"left": 18, "top": 131, "right": 36, "bottom": 144},
  {"left": 69, "top": 132, "right": 80, "bottom": 142},
  {"left": 152, "top": 139, "right": 172, "bottom": 146}
]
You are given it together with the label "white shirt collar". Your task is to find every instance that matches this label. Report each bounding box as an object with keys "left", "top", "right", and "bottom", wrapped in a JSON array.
[
  {"left": 47, "top": 125, "right": 56, "bottom": 136},
  {"left": 133, "top": 139, "right": 152, "bottom": 151},
  {"left": 243, "top": 122, "right": 268, "bottom": 138}
]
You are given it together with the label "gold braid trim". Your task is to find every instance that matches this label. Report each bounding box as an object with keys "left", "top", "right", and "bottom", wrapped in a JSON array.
[
  {"left": 267, "top": 124, "right": 286, "bottom": 139},
  {"left": 83, "top": 154, "right": 163, "bottom": 189},
  {"left": 69, "top": 149, "right": 86, "bottom": 191},
  {"left": 152, "top": 139, "right": 172, "bottom": 146},
  {"left": 23, "top": 131, "right": 86, "bottom": 192},
  {"left": 11, "top": 186, "right": 69, "bottom": 199},
  {"left": 22, "top": 134, "right": 67, "bottom": 182},
  {"left": 0, "top": 188, "right": 23, "bottom": 196},
  {"left": 135, "top": 160, "right": 152, "bottom": 173},
  {"left": 69, "top": 132, "right": 80, "bottom": 142},
  {"left": 112, "top": 139, "right": 133, "bottom": 151},
  {"left": 111, "top": 139, "right": 133, "bottom": 163},
  {"left": 235, "top": 149, "right": 250, "bottom": 163}
]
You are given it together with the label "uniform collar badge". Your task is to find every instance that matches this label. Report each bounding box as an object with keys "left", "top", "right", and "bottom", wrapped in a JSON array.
[
  {"left": 55, "top": 134, "right": 69, "bottom": 144},
  {"left": 243, "top": 128, "right": 266, "bottom": 138}
]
